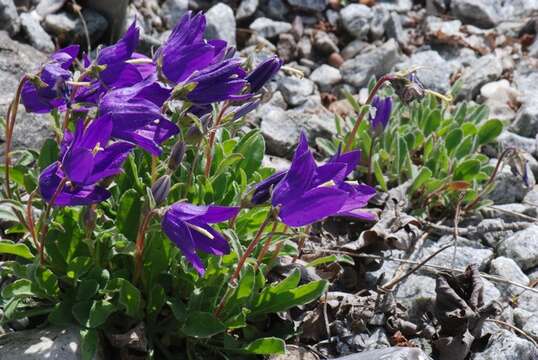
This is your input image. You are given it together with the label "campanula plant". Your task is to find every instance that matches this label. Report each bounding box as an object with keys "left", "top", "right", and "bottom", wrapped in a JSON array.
[
  {"left": 0, "top": 11, "right": 379, "bottom": 359},
  {"left": 321, "top": 71, "right": 506, "bottom": 217}
]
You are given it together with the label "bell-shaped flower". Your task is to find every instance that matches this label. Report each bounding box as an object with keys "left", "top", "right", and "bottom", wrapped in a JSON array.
[
  {"left": 21, "top": 45, "right": 80, "bottom": 113},
  {"left": 162, "top": 202, "right": 240, "bottom": 275},
  {"left": 246, "top": 56, "right": 283, "bottom": 93},
  {"left": 156, "top": 12, "right": 217, "bottom": 84},
  {"left": 184, "top": 58, "right": 251, "bottom": 104},
  {"left": 39, "top": 116, "right": 133, "bottom": 206},
  {"left": 250, "top": 133, "right": 376, "bottom": 226},
  {"left": 369, "top": 96, "right": 392, "bottom": 136},
  {"left": 98, "top": 75, "right": 178, "bottom": 155}
]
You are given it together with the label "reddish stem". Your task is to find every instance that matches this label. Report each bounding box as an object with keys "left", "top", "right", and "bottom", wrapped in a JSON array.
[
  {"left": 204, "top": 103, "right": 230, "bottom": 177},
  {"left": 4, "top": 76, "right": 27, "bottom": 199},
  {"left": 134, "top": 211, "right": 155, "bottom": 283},
  {"left": 38, "top": 177, "right": 67, "bottom": 265},
  {"left": 343, "top": 75, "right": 392, "bottom": 153}
]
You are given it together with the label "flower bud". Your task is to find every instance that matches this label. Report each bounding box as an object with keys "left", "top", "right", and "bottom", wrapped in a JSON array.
[
  {"left": 168, "top": 141, "right": 186, "bottom": 171},
  {"left": 389, "top": 72, "right": 425, "bottom": 105},
  {"left": 151, "top": 175, "right": 171, "bottom": 206}
]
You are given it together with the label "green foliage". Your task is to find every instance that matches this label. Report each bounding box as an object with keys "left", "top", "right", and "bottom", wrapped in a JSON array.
[
  {"left": 0, "top": 120, "right": 326, "bottom": 359},
  {"left": 333, "top": 84, "right": 503, "bottom": 216}
]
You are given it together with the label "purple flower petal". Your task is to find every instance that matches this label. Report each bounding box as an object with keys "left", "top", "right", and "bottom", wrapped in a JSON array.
[
  {"left": 189, "top": 221, "right": 230, "bottom": 256},
  {"left": 63, "top": 147, "right": 94, "bottom": 184},
  {"left": 85, "top": 142, "right": 134, "bottom": 183},
  {"left": 162, "top": 43, "right": 216, "bottom": 83},
  {"left": 97, "top": 21, "right": 139, "bottom": 65},
  {"left": 278, "top": 187, "right": 348, "bottom": 227},
  {"left": 162, "top": 212, "right": 206, "bottom": 275}
]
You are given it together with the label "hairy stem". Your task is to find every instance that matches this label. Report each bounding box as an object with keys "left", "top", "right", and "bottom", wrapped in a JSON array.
[
  {"left": 38, "top": 177, "right": 68, "bottom": 265},
  {"left": 343, "top": 74, "right": 392, "bottom": 153},
  {"left": 4, "top": 76, "right": 27, "bottom": 199},
  {"left": 214, "top": 211, "right": 274, "bottom": 317},
  {"left": 204, "top": 103, "right": 230, "bottom": 177},
  {"left": 134, "top": 210, "right": 155, "bottom": 284},
  {"left": 254, "top": 221, "right": 279, "bottom": 270}
]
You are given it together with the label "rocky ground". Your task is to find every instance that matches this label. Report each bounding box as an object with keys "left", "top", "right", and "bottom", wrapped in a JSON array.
[{"left": 1, "top": 0, "right": 538, "bottom": 359}]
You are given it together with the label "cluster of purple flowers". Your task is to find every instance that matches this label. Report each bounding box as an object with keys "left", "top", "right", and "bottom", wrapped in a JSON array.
[
  {"left": 23, "top": 11, "right": 378, "bottom": 275},
  {"left": 24, "top": 12, "right": 281, "bottom": 206}
]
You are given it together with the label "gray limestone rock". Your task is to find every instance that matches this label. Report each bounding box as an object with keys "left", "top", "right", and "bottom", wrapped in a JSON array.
[
  {"left": 0, "top": 326, "right": 102, "bottom": 359},
  {"left": 310, "top": 65, "right": 342, "bottom": 92},
  {"left": 250, "top": 17, "right": 292, "bottom": 39},
  {"left": 205, "top": 3, "right": 236, "bottom": 46},
  {"left": 471, "top": 329, "right": 538, "bottom": 360},
  {"left": 161, "top": 0, "right": 189, "bottom": 29},
  {"left": 498, "top": 225, "right": 538, "bottom": 271},
  {"left": 451, "top": 0, "right": 501, "bottom": 28},
  {"left": 341, "top": 39, "right": 401, "bottom": 89},
  {"left": 340, "top": 4, "right": 372, "bottom": 40},
  {"left": 278, "top": 76, "right": 315, "bottom": 107},
  {"left": 458, "top": 54, "right": 503, "bottom": 99},
  {"left": 490, "top": 257, "right": 530, "bottom": 295},
  {"left": 236, "top": 0, "right": 259, "bottom": 20},
  {"left": 0, "top": 31, "right": 50, "bottom": 156},
  {"left": 0, "top": 0, "right": 20, "bottom": 36},
  {"left": 20, "top": 12, "right": 55, "bottom": 53}
]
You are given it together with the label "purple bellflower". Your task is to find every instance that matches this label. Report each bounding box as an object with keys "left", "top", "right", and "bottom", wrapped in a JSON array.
[
  {"left": 266, "top": 133, "right": 375, "bottom": 227},
  {"left": 21, "top": 45, "right": 80, "bottom": 113},
  {"left": 99, "top": 75, "right": 178, "bottom": 155},
  {"left": 185, "top": 58, "right": 251, "bottom": 104},
  {"left": 369, "top": 96, "right": 392, "bottom": 136},
  {"left": 162, "top": 202, "right": 240, "bottom": 275},
  {"left": 246, "top": 56, "right": 283, "bottom": 93},
  {"left": 39, "top": 116, "right": 133, "bottom": 206}
]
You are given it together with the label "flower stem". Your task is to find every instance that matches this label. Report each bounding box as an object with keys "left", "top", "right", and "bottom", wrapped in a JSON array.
[
  {"left": 37, "top": 177, "right": 67, "bottom": 265},
  {"left": 184, "top": 139, "right": 203, "bottom": 198},
  {"left": 214, "top": 210, "right": 274, "bottom": 317},
  {"left": 134, "top": 210, "right": 155, "bottom": 284},
  {"left": 366, "top": 137, "right": 376, "bottom": 185},
  {"left": 4, "top": 76, "right": 27, "bottom": 199},
  {"left": 343, "top": 74, "right": 392, "bottom": 153},
  {"left": 254, "top": 221, "right": 278, "bottom": 270},
  {"left": 204, "top": 102, "right": 230, "bottom": 178}
]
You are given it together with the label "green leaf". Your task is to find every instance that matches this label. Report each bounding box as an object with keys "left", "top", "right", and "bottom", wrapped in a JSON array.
[
  {"left": 424, "top": 109, "right": 442, "bottom": 136},
  {"left": 454, "top": 135, "right": 473, "bottom": 159},
  {"left": 66, "top": 256, "right": 93, "bottom": 281},
  {"left": 234, "top": 130, "right": 265, "bottom": 177},
  {"left": 373, "top": 159, "right": 387, "bottom": 191},
  {"left": 243, "top": 337, "right": 285, "bottom": 355},
  {"left": 409, "top": 167, "right": 432, "bottom": 193},
  {"left": 0, "top": 240, "right": 33, "bottom": 259},
  {"left": 38, "top": 139, "right": 59, "bottom": 171},
  {"left": 147, "top": 284, "right": 166, "bottom": 323},
  {"left": 251, "top": 279, "right": 329, "bottom": 317},
  {"left": 181, "top": 311, "right": 226, "bottom": 338},
  {"left": 49, "top": 301, "right": 75, "bottom": 325},
  {"left": 454, "top": 159, "right": 481, "bottom": 181},
  {"left": 77, "top": 280, "right": 99, "bottom": 301},
  {"left": 117, "top": 189, "right": 142, "bottom": 242},
  {"left": 445, "top": 128, "right": 463, "bottom": 154},
  {"left": 80, "top": 329, "right": 98, "bottom": 360},
  {"left": 88, "top": 300, "right": 116, "bottom": 328},
  {"left": 306, "top": 255, "right": 354, "bottom": 267},
  {"left": 1, "top": 279, "right": 34, "bottom": 299},
  {"left": 477, "top": 119, "right": 503, "bottom": 145},
  {"left": 31, "top": 266, "right": 59, "bottom": 298},
  {"left": 119, "top": 279, "right": 141, "bottom": 318}
]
